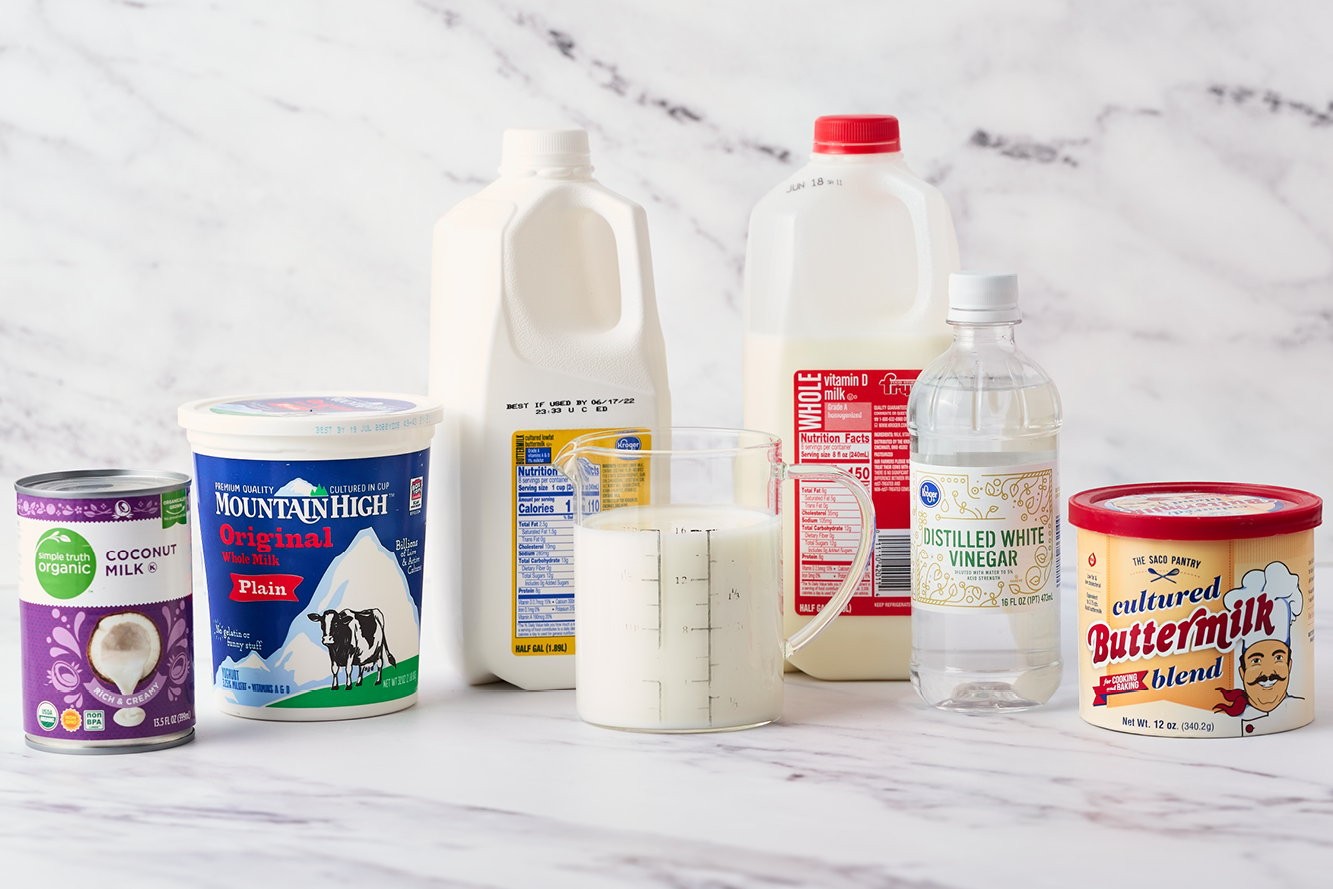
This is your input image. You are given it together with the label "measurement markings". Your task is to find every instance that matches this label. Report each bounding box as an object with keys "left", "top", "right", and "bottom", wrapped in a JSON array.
[
  {"left": 706, "top": 531, "right": 714, "bottom": 690},
  {"left": 706, "top": 529, "right": 714, "bottom": 725},
  {"left": 642, "top": 529, "right": 663, "bottom": 649},
  {"left": 643, "top": 678, "right": 662, "bottom": 723}
]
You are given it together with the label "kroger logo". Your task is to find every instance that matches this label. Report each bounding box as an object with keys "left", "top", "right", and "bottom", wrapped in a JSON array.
[
  {"left": 919, "top": 480, "right": 941, "bottom": 508},
  {"left": 615, "top": 436, "right": 643, "bottom": 451}
]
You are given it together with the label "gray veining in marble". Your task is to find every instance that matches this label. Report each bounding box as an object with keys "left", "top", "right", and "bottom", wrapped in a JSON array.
[
  {"left": 2, "top": 4, "right": 1332, "bottom": 881},
  {"left": 2, "top": 5, "right": 1330, "bottom": 579}
]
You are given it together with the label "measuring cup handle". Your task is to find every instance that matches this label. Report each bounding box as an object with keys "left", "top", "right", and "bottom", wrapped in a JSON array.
[{"left": 781, "top": 463, "right": 876, "bottom": 657}]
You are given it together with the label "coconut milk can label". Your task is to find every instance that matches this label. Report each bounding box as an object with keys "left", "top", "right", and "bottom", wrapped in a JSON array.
[
  {"left": 195, "top": 451, "right": 429, "bottom": 710},
  {"left": 792, "top": 370, "right": 915, "bottom": 617},
  {"left": 910, "top": 462, "right": 1058, "bottom": 611},
  {"left": 21, "top": 603, "right": 195, "bottom": 739},
  {"left": 1077, "top": 531, "right": 1314, "bottom": 737},
  {"left": 17, "top": 487, "right": 195, "bottom": 744}
]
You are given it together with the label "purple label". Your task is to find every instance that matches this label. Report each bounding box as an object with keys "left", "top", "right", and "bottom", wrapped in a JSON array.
[
  {"left": 21, "top": 600, "right": 195, "bottom": 742},
  {"left": 17, "top": 494, "right": 161, "bottom": 522}
]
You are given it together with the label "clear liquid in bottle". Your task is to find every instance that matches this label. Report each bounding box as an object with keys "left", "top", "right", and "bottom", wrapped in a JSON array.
[{"left": 907, "top": 272, "right": 1062, "bottom": 711}]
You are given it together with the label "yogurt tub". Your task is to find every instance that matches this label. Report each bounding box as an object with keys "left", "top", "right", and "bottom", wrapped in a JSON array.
[
  {"left": 178, "top": 394, "right": 443, "bottom": 721},
  {"left": 1068, "top": 482, "right": 1321, "bottom": 738}
]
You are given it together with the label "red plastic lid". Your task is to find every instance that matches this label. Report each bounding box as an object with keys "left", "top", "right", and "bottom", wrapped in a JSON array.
[
  {"left": 1068, "top": 482, "right": 1322, "bottom": 541},
  {"left": 813, "top": 115, "right": 901, "bottom": 154}
]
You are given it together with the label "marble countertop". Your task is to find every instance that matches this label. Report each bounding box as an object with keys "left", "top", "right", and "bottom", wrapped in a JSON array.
[
  {"left": 5, "top": 578, "right": 1333, "bottom": 889},
  {"left": 2, "top": 2, "right": 1332, "bottom": 885}
]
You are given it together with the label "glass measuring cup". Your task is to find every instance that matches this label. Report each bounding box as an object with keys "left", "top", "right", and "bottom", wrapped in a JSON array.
[{"left": 555, "top": 427, "right": 875, "bottom": 732}]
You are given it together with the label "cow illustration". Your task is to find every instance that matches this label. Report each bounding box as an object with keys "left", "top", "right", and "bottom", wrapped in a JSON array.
[{"left": 306, "top": 608, "right": 397, "bottom": 690}]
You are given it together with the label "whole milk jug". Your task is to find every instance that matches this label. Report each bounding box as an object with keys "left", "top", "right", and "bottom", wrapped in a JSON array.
[
  {"left": 430, "top": 128, "right": 671, "bottom": 689},
  {"left": 742, "top": 114, "right": 959, "bottom": 679}
]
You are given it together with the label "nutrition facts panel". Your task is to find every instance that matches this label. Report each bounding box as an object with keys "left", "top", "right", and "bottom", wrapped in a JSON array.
[
  {"left": 793, "top": 473, "right": 875, "bottom": 611},
  {"left": 793, "top": 369, "right": 916, "bottom": 616},
  {"left": 512, "top": 431, "right": 578, "bottom": 653}
]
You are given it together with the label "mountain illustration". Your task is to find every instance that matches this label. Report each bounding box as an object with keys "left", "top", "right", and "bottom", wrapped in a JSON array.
[
  {"left": 214, "top": 527, "right": 421, "bottom": 706},
  {"left": 274, "top": 478, "right": 326, "bottom": 497},
  {"left": 236, "top": 651, "right": 269, "bottom": 671},
  {"left": 273, "top": 632, "right": 333, "bottom": 688}
]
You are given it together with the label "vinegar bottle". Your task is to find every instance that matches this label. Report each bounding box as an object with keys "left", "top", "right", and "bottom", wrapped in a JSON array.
[{"left": 907, "top": 272, "right": 1062, "bottom": 710}]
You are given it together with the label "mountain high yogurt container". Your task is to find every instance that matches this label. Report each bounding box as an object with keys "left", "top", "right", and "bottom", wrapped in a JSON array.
[
  {"left": 179, "top": 393, "right": 443, "bottom": 721},
  {"left": 1068, "top": 482, "right": 1321, "bottom": 738}
]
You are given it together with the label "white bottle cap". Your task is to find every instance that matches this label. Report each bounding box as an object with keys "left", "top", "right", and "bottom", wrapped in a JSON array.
[
  {"left": 947, "top": 272, "right": 1021, "bottom": 323},
  {"left": 500, "top": 128, "right": 592, "bottom": 176}
]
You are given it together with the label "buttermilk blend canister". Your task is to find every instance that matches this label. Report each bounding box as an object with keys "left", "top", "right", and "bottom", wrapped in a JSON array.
[
  {"left": 179, "top": 393, "right": 442, "bottom": 721},
  {"left": 1069, "top": 482, "right": 1321, "bottom": 738}
]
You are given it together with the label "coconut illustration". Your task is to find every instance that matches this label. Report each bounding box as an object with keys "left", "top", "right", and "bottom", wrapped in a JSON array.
[{"left": 86, "top": 612, "right": 162, "bottom": 696}]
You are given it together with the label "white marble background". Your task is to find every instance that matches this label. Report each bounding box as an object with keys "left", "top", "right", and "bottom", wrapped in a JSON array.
[
  {"left": 1, "top": 2, "right": 1330, "bottom": 569},
  {"left": 4, "top": 4, "right": 1333, "bottom": 885}
]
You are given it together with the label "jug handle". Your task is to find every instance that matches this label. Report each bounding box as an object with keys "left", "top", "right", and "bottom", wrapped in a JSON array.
[
  {"left": 780, "top": 464, "right": 876, "bottom": 657},
  {"left": 565, "top": 186, "right": 650, "bottom": 340},
  {"left": 878, "top": 173, "right": 957, "bottom": 325}
]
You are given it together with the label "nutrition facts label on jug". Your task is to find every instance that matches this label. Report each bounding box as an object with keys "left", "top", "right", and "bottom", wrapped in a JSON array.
[
  {"left": 793, "top": 369, "right": 916, "bottom": 616},
  {"left": 512, "top": 431, "right": 579, "bottom": 655}
]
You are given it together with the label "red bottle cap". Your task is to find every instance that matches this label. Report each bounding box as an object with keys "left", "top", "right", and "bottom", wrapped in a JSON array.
[{"left": 812, "top": 115, "right": 901, "bottom": 154}]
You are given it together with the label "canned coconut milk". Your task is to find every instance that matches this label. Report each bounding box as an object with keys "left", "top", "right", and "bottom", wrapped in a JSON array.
[
  {"left": 1069, "top": 482, "right": 1321, "bottom": 738},
  {"left": 16, "top": 470, "right": 195, "bottom": 754},
  {"left": 178, "top": 393, "right": 442, "bottom": 721}
]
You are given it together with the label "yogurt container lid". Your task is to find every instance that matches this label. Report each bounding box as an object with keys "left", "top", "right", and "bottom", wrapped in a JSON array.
[
  {"left": 177, "top": 393, "right": 443, "bottom": 438},
  {"left": 1068, "top": 482, "right": 1322, "bottom": 541}
]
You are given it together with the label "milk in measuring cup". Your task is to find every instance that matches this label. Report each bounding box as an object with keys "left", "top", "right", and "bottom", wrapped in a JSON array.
[{"left": 574, "top": 505, "right": 783, "bottom": 732}]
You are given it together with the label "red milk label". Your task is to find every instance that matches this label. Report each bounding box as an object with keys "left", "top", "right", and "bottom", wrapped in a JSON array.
[{"left": 793, "top": 369, "right": 916, "bottom": 617}]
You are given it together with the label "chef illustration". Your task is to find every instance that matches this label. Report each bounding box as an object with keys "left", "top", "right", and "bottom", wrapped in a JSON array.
[{"left": 1212, "top": 561, "right": 1305, "bottom": 735}]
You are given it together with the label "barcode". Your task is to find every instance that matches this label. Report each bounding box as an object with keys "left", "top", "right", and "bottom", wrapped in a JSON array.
[
  {"left": 1055, "top": 510, "right": 1062, "bottom": 588},
  {"left": 875, "top": 531, "right": 910, "bottom": 595}
]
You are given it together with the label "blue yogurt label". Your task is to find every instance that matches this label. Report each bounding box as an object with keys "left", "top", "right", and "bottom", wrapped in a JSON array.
[{"left": 194, "top": 450, "right": 428, "bottom": 712}]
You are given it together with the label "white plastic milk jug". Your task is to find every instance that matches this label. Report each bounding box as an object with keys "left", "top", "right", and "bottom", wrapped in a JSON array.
[
  {"left": 742, "top": 114, "right": 959, "bottom": 680},
  {"left": 429, "top": 128, "right": 672, "bottom": 690}
]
